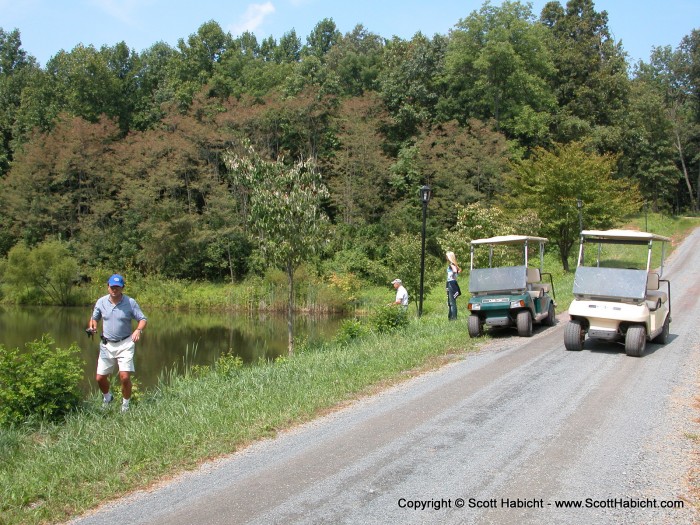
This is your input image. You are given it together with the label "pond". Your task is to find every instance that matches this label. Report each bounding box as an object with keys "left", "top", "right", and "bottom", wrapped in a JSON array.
[{"left": 0, "top": 306, "right": 345, "bottom": 396}]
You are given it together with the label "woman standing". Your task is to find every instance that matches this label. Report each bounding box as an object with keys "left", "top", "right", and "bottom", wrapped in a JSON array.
[{"left": 446, "top": 251, "right": 462, "bottom": 320}]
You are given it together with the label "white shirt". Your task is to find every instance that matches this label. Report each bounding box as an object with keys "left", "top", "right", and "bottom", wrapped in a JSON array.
[{"left": 395, "top": 285, "right": 408, "bottom": 306}]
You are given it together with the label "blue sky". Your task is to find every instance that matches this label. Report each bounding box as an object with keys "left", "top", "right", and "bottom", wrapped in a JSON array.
[{"left": 2, "top": 0, "right": 698, "bottom": 67}]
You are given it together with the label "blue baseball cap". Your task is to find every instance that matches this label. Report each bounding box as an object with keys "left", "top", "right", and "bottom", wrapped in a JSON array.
[{"left": 107, "top": 274, "right": 125, "bottom": 287}]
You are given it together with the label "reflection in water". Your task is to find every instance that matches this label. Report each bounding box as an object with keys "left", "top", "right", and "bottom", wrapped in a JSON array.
[{"left": 0, "top": 306, "right": 344, "bottom": 395}]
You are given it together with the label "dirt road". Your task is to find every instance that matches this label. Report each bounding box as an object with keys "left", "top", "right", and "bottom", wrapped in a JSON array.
[{"left": 71, "top": 228, "right": 700, "bottom": 525}]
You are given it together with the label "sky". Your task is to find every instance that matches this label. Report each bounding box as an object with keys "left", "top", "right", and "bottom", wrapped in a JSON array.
[{"left": 1, "top": 0, "right": 698, "bottom": 68}]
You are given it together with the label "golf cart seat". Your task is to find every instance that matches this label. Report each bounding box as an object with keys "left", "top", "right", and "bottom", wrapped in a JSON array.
[
  {"left": 646, "top": 272, "right": 667, "bottom": 309},
  {"left": 526, "top": 267, "right": 549, "bottom": 297}
]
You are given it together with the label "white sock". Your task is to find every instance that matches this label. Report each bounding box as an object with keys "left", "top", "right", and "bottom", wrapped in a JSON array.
[
  {"left": 122, "top": 398, "right": 130, "bottom": 407},
  {"left": 103, "top": 392, "right": 113, "bottom": 402}
]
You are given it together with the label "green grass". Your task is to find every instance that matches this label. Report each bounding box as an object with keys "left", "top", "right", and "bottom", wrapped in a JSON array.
[{"left": 0, "top": 315, "right": 477, "bottom": 525}]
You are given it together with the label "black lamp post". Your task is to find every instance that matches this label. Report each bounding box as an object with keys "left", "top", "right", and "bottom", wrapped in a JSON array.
[
  {"left": 418, "top": 185, "right": 432, "bottom": 318},
  {"left": 576, "top": 198, "right": 583, "bottom": 234}
]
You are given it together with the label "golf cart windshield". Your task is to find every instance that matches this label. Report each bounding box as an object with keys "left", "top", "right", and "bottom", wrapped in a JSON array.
[
  {"left": 573, "top": 267, "right": 648, "bottom": 301},
  {"left": 469, "top": 265, "right": 527, "bottom": 294}
]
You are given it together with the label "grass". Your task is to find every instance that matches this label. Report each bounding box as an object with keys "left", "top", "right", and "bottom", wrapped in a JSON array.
[{"left": 0, "top": 314, "right": 477, "bottom": 525}]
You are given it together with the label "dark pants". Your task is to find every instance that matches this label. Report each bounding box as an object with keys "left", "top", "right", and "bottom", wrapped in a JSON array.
[{"left": 447, "top": 280, "right": 460, "bottom": 320}]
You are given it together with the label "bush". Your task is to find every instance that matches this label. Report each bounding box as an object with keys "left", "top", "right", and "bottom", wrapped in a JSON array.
[
  {"left": 0, "top": 335, "right": 85, "bottom": 426},
  {"left": 368, "top": 305, "right": 409, "bottom": 334},
  {"left": 335, "top": 318, "right": 369, "bottom": 345}
]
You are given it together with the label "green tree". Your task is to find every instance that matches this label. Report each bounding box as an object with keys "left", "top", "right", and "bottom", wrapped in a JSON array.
[
  {"left": 303, "top": 18, "right": 341, "bottom": 60},
  {"left": 504, "top": 142, "right": 641, "bottom": 270},
  {"left": 442, "top": 1, "right": 555, "bottom": 148},
  {"left": 384, "top": 232, "right": 441, "bottom": 314},
  {"left": 621, "top": 72, "right": 680, "bottom": 211},
  {"left": 226, "top": 144, "right": 329, "bottom": 355},
  {"left": 2, "top": 240, "right": 79, "bottom": 305},
  {"left": 0, "top": 28, "right": 39, "bottom": 175},
  {"left": 633, "top": 38, "right": 700, "bottom": 211},
  {"left": 379, "top": 33, "right": 448, "bottom": 150},
  {"left": 541, "top": 0, "right": 630, "bottom": 150}
]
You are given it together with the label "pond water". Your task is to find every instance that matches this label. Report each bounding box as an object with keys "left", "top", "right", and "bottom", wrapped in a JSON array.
[{"left": 0, "top": 306, "right": 345, "bottom": 396}]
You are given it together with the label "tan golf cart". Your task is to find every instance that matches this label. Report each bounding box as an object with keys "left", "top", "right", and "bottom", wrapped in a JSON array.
[{"left": 565, "top": 229, "right": 672, "bottom": 357}]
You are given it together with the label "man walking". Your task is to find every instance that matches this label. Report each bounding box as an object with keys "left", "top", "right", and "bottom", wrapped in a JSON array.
[{"left": 88, "top": 274, "right": 147, "bottom": 413}]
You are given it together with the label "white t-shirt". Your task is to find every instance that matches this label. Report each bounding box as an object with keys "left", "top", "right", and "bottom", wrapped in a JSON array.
[{"left": 395, "top": 285, "right": 408, "bottom": 306}]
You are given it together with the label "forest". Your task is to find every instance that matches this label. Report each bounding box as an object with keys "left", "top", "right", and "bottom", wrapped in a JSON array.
[{"left": 0, "top": 0, "right": 698, "bottom": 293}]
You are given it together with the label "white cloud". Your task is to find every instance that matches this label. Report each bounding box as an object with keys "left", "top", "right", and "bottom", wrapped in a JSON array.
[{"left": 230, "top": 2, "right": 276, "bottom": 35}]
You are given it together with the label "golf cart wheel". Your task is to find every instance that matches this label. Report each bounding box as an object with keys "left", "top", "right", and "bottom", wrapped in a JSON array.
[
  {"left": 625, "top": 325, "right": 647, "bottom": 357},
  {"left": 516, "top": 310, "right": 533, "bottom": 337},
  {"left": 564, "top": 320, "right": 585, "bottom": 351},
  {"left": 468, "top": 315, "right": 482, "bottom": 338},
  {"left": 653, "top": 316, "right": 670, "bottom": 344},
  {"left": 544, "top": 302, "right": 556, "bottom": 326}
]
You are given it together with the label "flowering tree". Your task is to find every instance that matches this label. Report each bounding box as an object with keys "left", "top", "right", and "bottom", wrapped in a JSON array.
[{"left": 226, "top": 144, "right": 329, "bottom": 355}]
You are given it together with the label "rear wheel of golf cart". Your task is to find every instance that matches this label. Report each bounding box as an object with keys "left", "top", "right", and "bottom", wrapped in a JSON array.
[
  {"left": 544, "top": 302, "right": 556, "bottom": 326},
  {"left": 625, "top": 325, "right": 646, "bottom": 357},
  {"left": 516, "top": 310, "right": 533, "bottom": 337},
  {"left": 468, "top": 315, "right": 482, "bottom": 338},
  {"left": 653, "top": 316, "right": 670, "bottom": 344},
  {"left": 564, "top": 320, "right": 585, "bottom": 351}
]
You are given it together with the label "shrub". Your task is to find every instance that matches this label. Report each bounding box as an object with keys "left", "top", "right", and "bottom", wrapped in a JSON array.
[
  {"left": 335, "top": 318, "right": 369, "bottom": 345},
  {"left": 0, "top": 335, "right": 85, "bottom": 426},
  {"left": 215, "top": 351, "right": 244, "bottom": 377},
  {"left": 368, "top": 305, "right": 409, "bottom": 334}
]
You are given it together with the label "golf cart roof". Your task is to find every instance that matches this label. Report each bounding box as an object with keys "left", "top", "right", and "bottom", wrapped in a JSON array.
[
  {"left": 580, "top": 229, "right": 671, "bottom": 243},
  {"left": 470, "top": 235, "right": 548, "bottom": 246}
]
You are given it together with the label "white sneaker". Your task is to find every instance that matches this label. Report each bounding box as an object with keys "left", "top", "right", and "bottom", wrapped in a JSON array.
[
  {"left": 102, "top": 393, "right": 113, "bottom": 409},
  {"left": 121, "top": 404, "right": 129, "bottom": 413}
]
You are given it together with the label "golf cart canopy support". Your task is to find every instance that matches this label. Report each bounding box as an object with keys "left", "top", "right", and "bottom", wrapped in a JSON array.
[{"left": 469, "top": 235, "right": 548, "bottom": 270}]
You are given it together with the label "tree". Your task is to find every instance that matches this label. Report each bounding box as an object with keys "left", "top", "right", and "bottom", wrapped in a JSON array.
[
  {"left": 303, "top": 18, "right": 341, "bottom": 60},
  {"left": 324, "top": 94, "right": 391, "bottom": 225},
  {"left": 413, "top": 119, "right": 512, "bottom": 226},
  {"left": 379, "top": 33, "right": 448, "bottom": 150},
  {"left": 2, "top": 114, "right": 121, "bottom": 245},
  {"left": 384, "top": 232, "right": 442, "bottom": 314},
  {"left": 504, "top": 142, "right": 641, "bottom": 270},
  {"left": 541, "top": 0, "right": 630, "bottom": 150},
  {"left": 2, "top": 240, "right": 79, "bottom": 305},
  {"left": 226, "top": 144, "right": 329, "bottom": 355},
  {"left": 634, "top": 42, "right": 700, "bottom": 211},
  {"left": 0, "top": 28, "right": 39, "bottom": 176},
  {"left": 442, "top": 1, "right": 555, "bottom": 148}
]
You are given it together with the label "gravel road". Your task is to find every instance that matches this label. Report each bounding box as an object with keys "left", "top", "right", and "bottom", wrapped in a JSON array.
[{"left": 70, "top": 228, "right": 700, "bottom": 525}]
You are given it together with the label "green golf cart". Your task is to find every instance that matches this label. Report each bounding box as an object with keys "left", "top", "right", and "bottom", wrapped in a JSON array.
[{"left": 467, "top": 235, "right": 556, "bottom": 338}]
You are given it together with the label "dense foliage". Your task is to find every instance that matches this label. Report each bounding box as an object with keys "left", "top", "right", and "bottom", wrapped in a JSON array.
[
  {"left": 0, "top": 336, "right": 84, "bottom": 426},
  {"left": 0, "top": 1, "right": 698, "bottom": 293}
]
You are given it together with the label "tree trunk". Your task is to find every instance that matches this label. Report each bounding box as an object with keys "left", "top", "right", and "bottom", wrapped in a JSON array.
[
  {"left": 674, "top": 128, "right": 697, "bottom": 211},
  {"left": 559, "top": 241, "right": 570, "bottom": 272},
  {"left": 287, "top": 262, "right": 294, "bottom": 356}
]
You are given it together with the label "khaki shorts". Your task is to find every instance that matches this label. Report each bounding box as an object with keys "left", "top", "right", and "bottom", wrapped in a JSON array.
[{"left": 96, "top": 338, "right": 136, "bottom": 375}]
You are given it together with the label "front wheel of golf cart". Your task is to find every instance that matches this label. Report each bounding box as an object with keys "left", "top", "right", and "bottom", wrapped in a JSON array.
[
  {"left": 625, "top": 325, "right": 647, "bottom": 357},
  {"left": 468, "top": 315, "right": 482, "bottom": 338},
  {"left": 516, "top": 310, "right": 533, "bottom": 337},
  {"left": 564, "top": 320, "right": 585, "bottom": 351}
]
